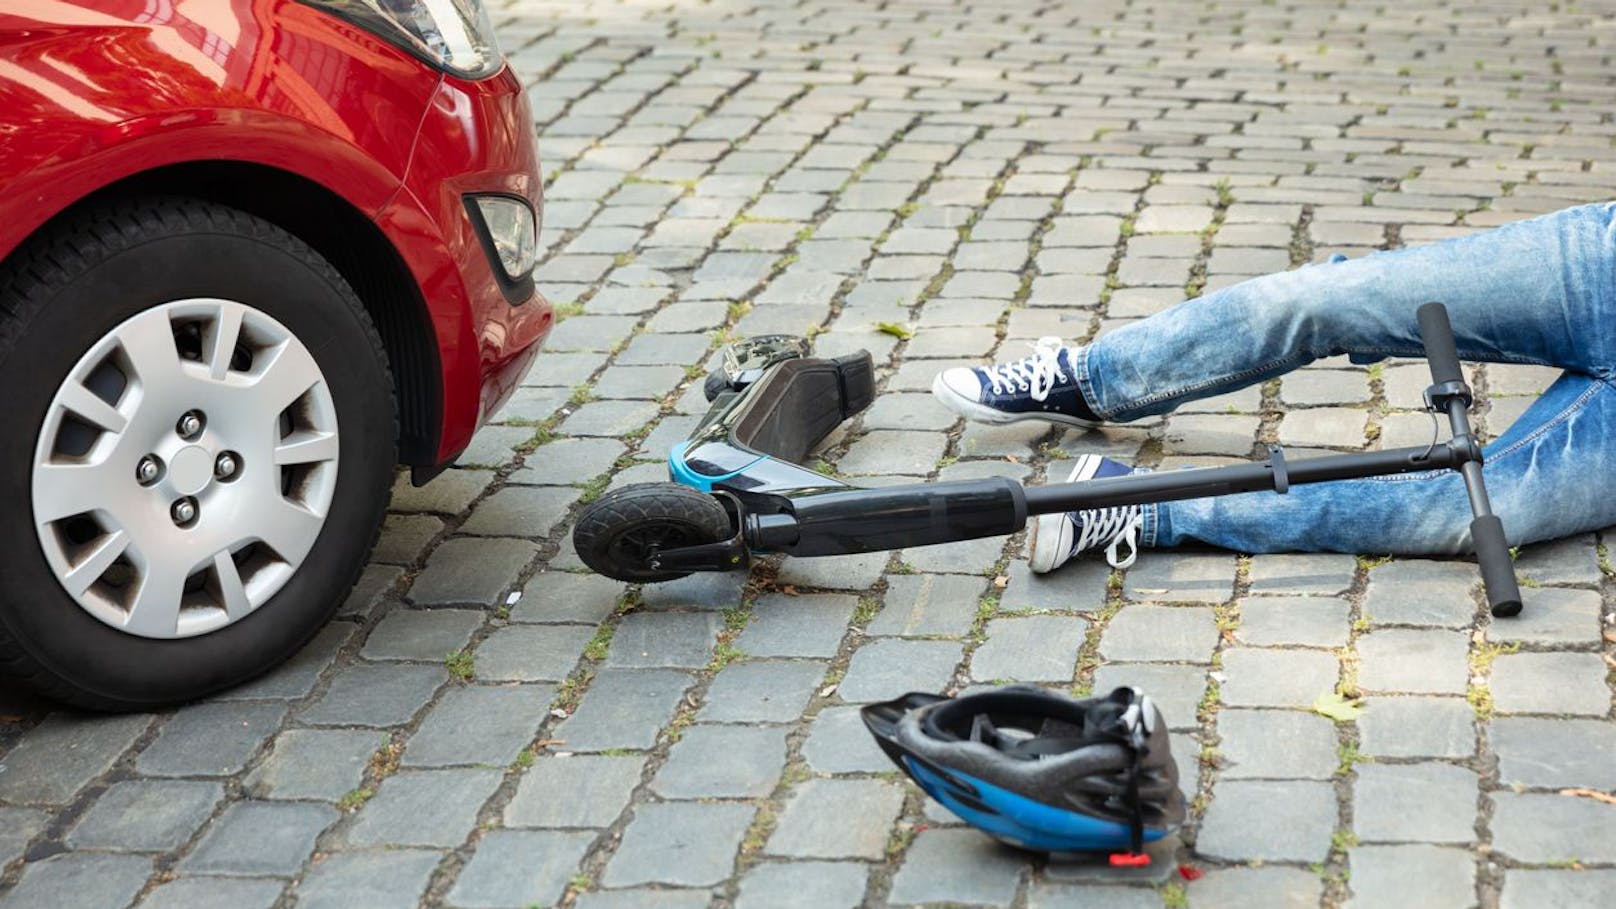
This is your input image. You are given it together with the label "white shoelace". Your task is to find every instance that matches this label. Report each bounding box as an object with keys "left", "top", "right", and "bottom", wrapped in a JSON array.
[
  {"left": 1074, "top": 506, "right": 1144, "bottom": 569},
  {"left": 980, "top": 336, "right": 1068, "bottom": 401}
]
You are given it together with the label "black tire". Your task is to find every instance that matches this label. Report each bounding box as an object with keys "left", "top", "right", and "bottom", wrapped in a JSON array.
[
  {"left": 0, "top": 196, "right": 395, "bottom": 710},
  {"left": 574, "top": 483, "right": 733, "bottom": 582}
]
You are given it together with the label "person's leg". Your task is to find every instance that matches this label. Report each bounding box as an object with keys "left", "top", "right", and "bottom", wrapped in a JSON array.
[
  {"left": 1151, "top": 373, "right": 1616, "bottom": 554},
  {"left": 1081, "top": 202, "right": 1616, "bottom": 421}
]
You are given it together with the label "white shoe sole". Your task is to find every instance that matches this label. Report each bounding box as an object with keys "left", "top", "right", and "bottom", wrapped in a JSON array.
[
  {"left": 930, "top": 372, "right": 1100, "bottom": 429},
  {"left": 1027, "top": 455, "right": 1106, "bottom": 574}
]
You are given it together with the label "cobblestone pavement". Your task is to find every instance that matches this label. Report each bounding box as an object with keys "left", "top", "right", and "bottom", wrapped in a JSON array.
[{"left": 6, "top": 1, "right": 1616, "bottom": 907}]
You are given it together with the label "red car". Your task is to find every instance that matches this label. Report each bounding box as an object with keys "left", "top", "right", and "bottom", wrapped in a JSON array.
[{"left": 0, "top": 0, "right": 552, "bottom": 709}]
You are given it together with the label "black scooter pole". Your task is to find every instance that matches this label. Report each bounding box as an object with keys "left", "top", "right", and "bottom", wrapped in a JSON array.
[{"left": 1416, "top": 303, "right": 1522, "bottom": 617}]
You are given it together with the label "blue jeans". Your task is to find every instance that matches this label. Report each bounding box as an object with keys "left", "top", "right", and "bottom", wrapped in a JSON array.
[{"left": 1075, "top": 202, "right": 1616, "bottom": 555}]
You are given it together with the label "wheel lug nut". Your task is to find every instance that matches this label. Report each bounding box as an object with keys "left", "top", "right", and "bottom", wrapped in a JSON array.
[
  {"left": 136, "top": 455, "right": 162, "bottom": 485},
  {"left": 171, "top": 498, "right": 198, "bottom": 526},
  {"left": 215, "top": 453, "right": 239, "bottom": 480},
  {"left": 177, "top": 410, "right": 205, "bottom": 439}
]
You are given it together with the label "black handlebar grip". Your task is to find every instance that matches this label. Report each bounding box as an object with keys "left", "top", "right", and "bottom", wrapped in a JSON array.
[
  {"left": 1417, "top": 302, "right": 1464, "bottom": 387},
  {"left": 1471, "top": 514, "right": 1522, "bottom": 617}
]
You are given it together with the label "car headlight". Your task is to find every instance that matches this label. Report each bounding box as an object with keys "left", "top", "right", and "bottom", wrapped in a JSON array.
[
  {"left": 298, "top": 0, "right": 502, "bottom": 79},
  {"left": 469, "top": 195, "right": 538, "bottom": 282}
]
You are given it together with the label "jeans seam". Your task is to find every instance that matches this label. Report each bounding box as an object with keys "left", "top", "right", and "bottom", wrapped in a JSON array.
[{"left": 1117, "top": 352, "right": 1310, "bottom": 416}]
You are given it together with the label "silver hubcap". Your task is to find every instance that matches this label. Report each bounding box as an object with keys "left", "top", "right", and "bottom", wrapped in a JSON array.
[{"left": 31, "top": 299, "right": 340, "bottom": 639}]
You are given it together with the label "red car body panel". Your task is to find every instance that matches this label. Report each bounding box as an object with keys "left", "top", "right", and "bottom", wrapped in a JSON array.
[{"left": 0, "top": 0, "right": 549, "bottom": 466}]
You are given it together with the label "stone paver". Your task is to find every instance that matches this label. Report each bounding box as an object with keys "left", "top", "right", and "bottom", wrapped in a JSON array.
[
  {"left": 735, "top": 861, "right": 867, "bottom": 909},
  {"left": 768, "top": 778, "right": 905, "bottom": 860},
  {"left": 446, "top": 830, "right": 595, "bottom": 908},
  {"left": 181, "top": 801, "right": 337, "bottom": 876},
  {"left": 6, "top": 4, "right": 1616, "bottom": 907},
  {"left": 605, "top": 801, "right": 755, "bottom": 887},
  {"left": 505, "top": 754, "right": 645, "bottom": 828},
  {"left": 344, "top": 769, "right": 503, "bottom": 849},
  {"left": 652, "top": 724, "right": 787, "bottom": 799},
  {"left": 136, "top": 702, "right": 287, "bottom": 777},
  {"left": 293, "top": 850, "right": 442, "bottom": 909},
  {"left": 2, "top": 853, "right": 152, "bottom": 909},
  {"left": 66, "top": 779, "right": 223, "bottom": 851}
]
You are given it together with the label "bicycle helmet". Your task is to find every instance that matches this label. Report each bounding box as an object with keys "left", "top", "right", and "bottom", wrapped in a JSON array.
[{"left": 861, "top": 685, "right": 1185, "bottom": 855}]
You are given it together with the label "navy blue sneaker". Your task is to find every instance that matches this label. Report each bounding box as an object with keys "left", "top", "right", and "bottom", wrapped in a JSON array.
[
  {"left": 932, "top": 337, "right": 1099, "bottom": 427},
  {"left": 1029, "top": 455, "right": 1145, "bottom": 573}
]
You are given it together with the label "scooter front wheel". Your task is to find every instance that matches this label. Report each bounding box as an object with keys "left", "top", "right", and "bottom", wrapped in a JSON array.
[{"left": 573, "top": 483, "right": 734, "bottom": 582}]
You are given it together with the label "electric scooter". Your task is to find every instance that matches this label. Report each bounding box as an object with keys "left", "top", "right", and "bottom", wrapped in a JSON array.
[{"left": 572, "top": 303, "right": 1523, "bottom": 618}]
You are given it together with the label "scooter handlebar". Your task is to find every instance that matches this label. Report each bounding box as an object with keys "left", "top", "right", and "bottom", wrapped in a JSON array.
[{"left": 1417, "top": 302, "right": 1464, "bottom": 387}]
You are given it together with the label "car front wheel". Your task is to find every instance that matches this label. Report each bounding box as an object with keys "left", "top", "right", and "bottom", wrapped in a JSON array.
[{"left": 0, "top": 196, "right": 395, "bottom": 710}]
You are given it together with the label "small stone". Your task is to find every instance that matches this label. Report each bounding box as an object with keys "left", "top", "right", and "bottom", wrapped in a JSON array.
[
  {"left": 1354, "top": 762, "right": 1479, "bottom": 843},
  {"left": 1500, "top": 869, "right": 1616, "bottom": 909},
  {"left": 1492, "top": 718, "right": 1616, "bottom": 790},
  {"left": 505, "top": 754, "right": 646, "bottom": 828},
  {"left": 246, "top": 728, "right": 383, "bottom": 801},
  {"left": 446, "top": 830, "right": 595, "bottom": 908},
  {"left": 182, "top": 801, "right": 337, "bottom": 876},
  {"left": 1357, "top": 629, "right": 1469, "bottom": 694},
  {"left": 1491, "top": 792, "right": 1616, "bottom": 863},
  {"left": 838, "top": 639, "right": 962, "bottom": 703},
  {"left": 66, "top": 779, "right": 223, "bottom": 851},
  {"left": 0, "top": 808, "right": 48, "bottom": 867},
  {"left": 605, "top": 801, "right": 755, "bottom": 887},
  {"left": 998, "top": 559, "right": 1111, "bottom": 612},
  {"left": 1236, "top": 596, "right": 1350, "bottom": 648},
  {"left": 652, "top": 724, "right": 788, "bottom": 798},
  {"left": 1026, "top": 883, "right": 1161, "bottom": 908},
  {"left": 402, "top": 684, "right": 554, "bottom": 767},
  {"left": 767, "top": 778, "right": 906, "bottom": 861},
  {"left": 1347, "top": 845, "right": 1475, "bottom": 909},
  {"left": 1486, "top": 588, "right": 1602, "bottom": 646},
  {"left": 361, "top": 608, "right": 483, "bottom": 661},
  {"left": 2, "top": 854, "right": 151, "bottom": 909},
  {"left": 1357, "top": 696, "right": 1476, "bottom": 759},
  {"left": 735, "top": 861, "right": 868, "bottom": 909},
  {"left": 1196, "top": 780, "right": 1336, "bottom": 862},
  {"left": 1218, "top": 709, "right": 1339, "bottom": 779},
  {"left": 292, "top": 850, "right": 442, "bottom": 909},
  {"left": 886, "top": 827, "right": 1024, "bottom": 906},
  {"left": 460, "top": 485, "right": 580, "bottom": 537},
  {"left": 410, "top": 538, "right": 538, "bottom": 606},
  {"left": 700, "top": 660, "right": 827, "bottom": 722},
  {"left": 1124, "top": 554, "right": 1237, "bottom": 602},
  {"left": 515, "top": 571, "right": 626, "bottom": 623},
  {"left": 1188, "top": 867, "right": 1321, "bottom": 908},
  {"left": 735, "top": 594, "right": 857, "bottom": 658},
  {"left": 0, "top": 713, "right": 151, "bottom": 804},
  {"left": 344, "top": 769, "right": 503, "bottom": 848},
  {"left": 1220, "top": 649, "right": 1341, "bottom": 708},
  {"left": 1363, "top": 560, "right": 1478, "bottom": 627},
  {"left": 971, "top": 615, "right": 1087, "bottom": 682},
  {"left": 1099, "top": 606, "right": 1219, "bottom": 663},
  {"left": 1490, "top": 652, "right": 1609, "bottom": 715},
  {"left": 300, "top": 663, "right": 444, "bottom": 727},
  {"left": 138, "top": 878, "right": 284, "bottom": 909},
  {"left": 576, "top": 891, "right": 712, "bottom": 909},
  {"left": 553, "top": 669, "right": 693, "bottom": 751},
  {"left": 474, "top": 624, "right": 596, "bottom": 682},
  {"left": 136, "top": 702, "right": 286, "bottom": 777},
  {"left": 604, "top": 611, "right": 721, "bottom": 669}
]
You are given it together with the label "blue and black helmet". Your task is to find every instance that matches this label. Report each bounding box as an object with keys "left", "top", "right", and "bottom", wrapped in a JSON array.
[{"left": 861, "top": 685, "right": 1185, "bottom": 855}]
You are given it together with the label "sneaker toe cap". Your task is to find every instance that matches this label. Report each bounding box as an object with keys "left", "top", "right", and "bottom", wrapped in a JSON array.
[{"left": 935, "top": 367, "right": 985, "bottom": 403}]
